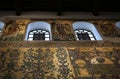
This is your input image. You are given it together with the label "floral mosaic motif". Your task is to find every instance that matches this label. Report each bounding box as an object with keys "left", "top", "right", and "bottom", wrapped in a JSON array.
[
  {"left": 0, "top": 19, "right": 120, "bottom": 41},
  {"left": 51, "top": 20, "right": 75, "bottom": 41},
  {"left": 0, "top": 47, "right": 120, "bottom": 79},
  {"left": 0, "top": 49, "right": 20, "bottom": 79},
  {"left": 20, "top": 48, "right": 56, "bottom": 79},
  {"left": 56, "top": 48, "right": 73, "bottom": 79},
  {"left": 68, "top": 48, "right": 91, "bottom": 79},
  {"left": 68, "top": 48, "right": 120, "bottom": 79},
  {"left": 1, "top": 19, "right": 31, "bottom": 41},
  {"left": 100, "top": 24, "right": 120, "bottom": 37},
  {"left": 101, "top": 24, "right": 117, "bottom": 37},
  {"left": 0, "top": 48, "right": 56, "bottom": 79}
]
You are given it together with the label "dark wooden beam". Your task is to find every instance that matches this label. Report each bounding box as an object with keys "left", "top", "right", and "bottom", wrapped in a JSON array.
[
  {"left": 15, "top": 0, "right": 22, "bottom": 16},
  {"left": 92, "top": 0, "right": 99, "bottom": 16},
  {"left": 16, "top": 10, "right": 21, "bottom": 16},
  {"left": 57, "top": 11, "right": 62, "bottom": 16},
  {"left": 57, "top": 0, "right": 63, "bottom": 16},
  {"left": 92, "top": 12, "right": 99, "bottom": 16}
]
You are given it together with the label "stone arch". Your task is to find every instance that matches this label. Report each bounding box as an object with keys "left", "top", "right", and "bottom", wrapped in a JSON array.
[
  {"left": 73, "top": 21, "right": 103, "bottom": 40},
  {"left": 25, "top": 21, "right": 52, "bottom": 41}
]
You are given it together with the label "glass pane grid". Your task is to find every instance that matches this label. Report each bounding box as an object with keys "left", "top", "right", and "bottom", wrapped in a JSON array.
[
  {"left": 33, "top": 30, "right": 37, "bottom": 32},
  {"left": 37, "top": 30, "right": 40, "bottom": 32},
  {"left": 29, "top": 32, "right": 34, "bottom": 34},
  {"left": 29, "top": 35, "right": 33, "bottom": 37},
  {"left": 28, "top": 29, "right": 50, "bottom": 41},
  {"left": 42, "top": 31, "right": 46, "bottom": 33},
  {"left": 45, "top": 35, "right": 50, "bottom": 37},
  {"left": 84, "top": 30, "right": 88, "bottom": 32},
  {"left": 91, "top": 38, "right": 95, "bottom": 40},
  {"left": 89, "top": 35, "right": 93, "bottom": 37},
  {"left": 28, "top": 38, "right": 33, "bottom": 41},
  {"left": 74, "top": 29, "right": 96, "bottom": 41},
  {"left": 45, "top": 32, "right": 49, "bottom": 34}
]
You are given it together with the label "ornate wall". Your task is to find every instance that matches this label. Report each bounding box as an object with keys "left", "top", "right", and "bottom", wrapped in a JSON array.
[{"left": 0, "top": 18, "right": 120, "bottom": 79}]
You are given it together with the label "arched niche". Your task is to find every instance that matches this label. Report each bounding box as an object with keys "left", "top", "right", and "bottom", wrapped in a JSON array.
[
  {"left": 0, "top": 21, "right": 5, "bottom": 33},
  {"left": 25, "top": 21, "right": 52, "bottom": 41},
  {"left": 115, "top": 21, "right": 120, "bottom": 29},
  {"left": 73, "top": 21, "right": 103, "bottom": 40}
]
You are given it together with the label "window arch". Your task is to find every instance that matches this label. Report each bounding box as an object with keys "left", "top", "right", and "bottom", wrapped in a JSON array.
[
  {"left": 25, "top": 21, "right": 52, "bottom": 41},
  {"left": 115, "top": 21, "right": 120, "bottom": 29},
  {"left": 73, "top": 22, "right": 103, "bottom": 40},
  {"left": 0, "top": 21, "right": 5, "bottom": 33},
  {"left": 74, "top": 29, "right": 96, "bottom": 40}
]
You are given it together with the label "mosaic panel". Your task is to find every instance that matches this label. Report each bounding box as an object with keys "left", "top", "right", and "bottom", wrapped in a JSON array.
[{"left": 0, "top": 47, "right": 120, "bottom": 79}]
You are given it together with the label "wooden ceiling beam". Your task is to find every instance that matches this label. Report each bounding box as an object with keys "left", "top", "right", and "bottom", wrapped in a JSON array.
[
  {"left": 92, "top": 12, "right": 99, "bottom": 16},
  {"left": 16, "top": 10, "right": 21, "bottom": 16},
  {"left": 15, "top": 0, "right": 22, "bottom": 16},
  {"left": 92, "top": 0, "right": 99, "bottom": 16},
  {"left": 57, "top": 0, "right": 63, "bottom": 16}
]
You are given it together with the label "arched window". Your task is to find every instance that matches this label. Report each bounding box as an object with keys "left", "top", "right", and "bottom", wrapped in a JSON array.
[
  {"left": 74, "top": 29, "right": 96, "bottom": 40},
  {"left": 115, "top": 21, "right": 120, "bottom": 29},
  {"left": 73, "top": 22, "right": 103, "bottom": 41},
  {"left": 28, "top": 29, "right": 50, "bottom": 41},
  {"left": 25, "top": 21, "right": 52, "bottom": 41},
  {"left": 0, "top": 21, "right": 4, "bottom": 33}
]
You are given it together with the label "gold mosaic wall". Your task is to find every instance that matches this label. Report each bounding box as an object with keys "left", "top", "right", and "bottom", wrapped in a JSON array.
[{"left": 0, "top": 19, "right": 120, "bottom": 79}]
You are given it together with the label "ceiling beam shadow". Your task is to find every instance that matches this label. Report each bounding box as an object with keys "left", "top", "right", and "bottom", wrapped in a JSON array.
[
  {"left": 16, "top": 10, "right": 21, "bottom": 16},
  {"left": 57, "top": 0, "right": 63, "bottom": 16},
  {"left": 92, "top": 12, "right": 99, "bottom": 16}
]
